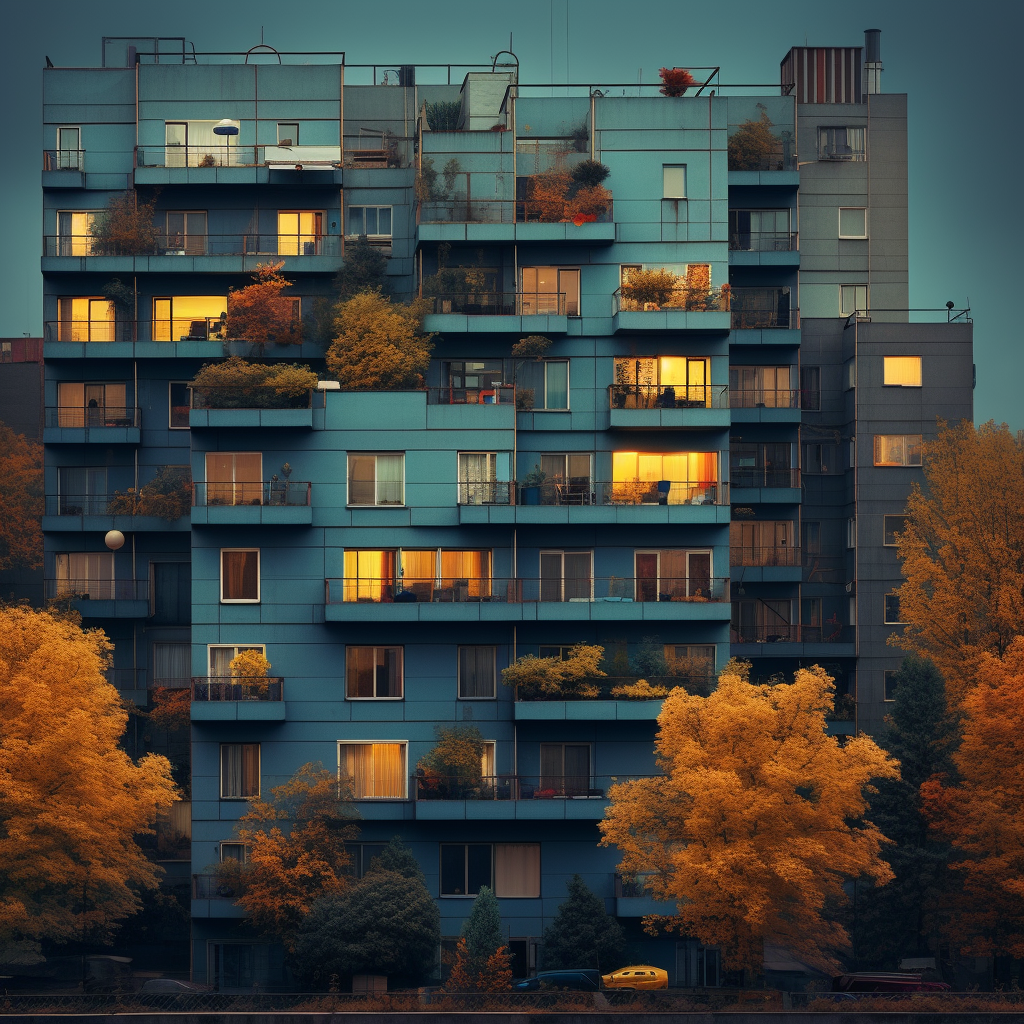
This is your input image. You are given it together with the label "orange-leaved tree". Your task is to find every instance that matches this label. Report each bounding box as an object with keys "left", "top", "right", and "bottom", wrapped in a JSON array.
[
  {"left": 227, "top": 261, "right": 303, "bottom": 350},
  {"left": 894, "top": 420, "right": 1024, "bottom": 701},
  {"left": 225, "top": 762, "right": 360, "bottom": 951},
  {"left": 0, "top": 606, "right": 177, "bottom": 948},
  {"left": 919, "top": 638, "right": 1024, "bottom": 956},
  {"left": 0, "top": 423, "right": 43, "bottom": 572},
  {"left": 599, "top": 661, "right": 899, "bottom": 973}
]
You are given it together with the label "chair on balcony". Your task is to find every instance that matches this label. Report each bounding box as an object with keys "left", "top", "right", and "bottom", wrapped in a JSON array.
[{"left": 182, "top": 320, "right": 208, "bottom": 341}]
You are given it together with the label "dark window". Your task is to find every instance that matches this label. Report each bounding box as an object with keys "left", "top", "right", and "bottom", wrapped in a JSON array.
[
  {"left": 346, "top": 646, "right": 403, "bottom": 699},
  {"left": 800, "top": 366, "right": 821, "bottom": 410},
  {"left": 440, "top": 843, "right": 493, "bottom": 896},
  {"left": 459, "top": 646, "right": 496, "bottom": 699},
  {"left": 883, "top": 515, "right": 909, "bottom": 546},
  {"left": 802, "top": 443, "right": 837, "bottom": 475},
  {"left": 884, "top": 670, "right": 898, "bottom": 701},
  {"left": 884, "top": 593, "right": 902, "bottom": 624},
  {"left": 150, "top": 562, "right": 191, "bottom": 624},
  {"left": 801, "top": 521, "right": 821, "bottom": 564},
  {"left": 170, "top": 382, "right": 190, "bottom": 428}
]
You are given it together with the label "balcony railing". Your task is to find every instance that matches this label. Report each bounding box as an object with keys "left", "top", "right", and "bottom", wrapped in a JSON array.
[
  {"left": 44, "top": 234, "right": 342, "bottom": 257},
  {"left": 515, "top": 480, "right": 727, "bottom": 507},
  {"left": 44, "top": 579, "right": 148, "bottom": 601},
  {"left": 45, "top": 493, "right": 189, "bottom": 520},
  {"left": 418, "top": 198, "right": 613, "bottom": 226},
  {"left": 613, "top": 286, "right": 727, "bottom": 315},
  {"left": 517, "top": 675, "right": 715, "bottom": 701},
  {"left": 608, "top": 384, "right": 728, "bottom": 410},
  {"left": 191, "top": 676, "right": 283, "bottom": 701},
  {"left": 43, "top": 149, "right": 85, "bottom": 171},
  {"left": 428, "top": 292, "right": 570, "bottom": 316},
  {"left": 44, "top": 406, "right": 141, "bottom": 428},
  {"left": 193, "top": 874, "right": 245, "bottom": 899},
  {"left": 728, "top": 389, "right": 801, "bottom": 409},
  {"left": 730, "top": 468, "right": 800, "bottom": 488},
  {"left": 192, "top": 481, "right": 311, "bottom": 507},
  {"left": 136, "top": 144, "right": 345, "bottom": 169},
  {"left": 414, "top": 774, "right": 654, "bottom": 801},
  {"left": 728, "top": 231, "right": 798, "bottom": 252},
  {"left": 425, "top": 386, "right": 516, "bottom": 405},
  {"left": 190, "top": 386, "right": 313, "bottom": 410},
  {"left": 730, "top": 288, "right": 797, "bottom": 329},
  {"left": 730, "top": 624, "right": 855, "bottom": 644},
  {"left": 730, "top": 545, "right": 801, "bottom": 567},
  {"left": 326, "top": 576, "right": 730, "bottom": 604},
  {"left": 458, "top": 482, "right": 513, "bottom": 505}
]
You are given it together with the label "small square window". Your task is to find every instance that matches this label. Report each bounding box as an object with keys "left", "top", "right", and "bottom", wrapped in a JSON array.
[
  {"left": 883, "top": 356, "right": 922, "bottom": 387},
  {"left": 884, "top": 592, "right": 903, "bottom": 624},
  {"left": 883, "top": 515, "right": 909, "bottom": 546},
  {"left": 221, "top": 549, "right": 259, "bottom": 603},
  {"left": 840, "top": 285, "right": 868, "bottom": 317},
  {"left": 277, "top": 123, "right": 299, "bottom": 146},
  {"left": 883, "top": 670, "right": 899, "bottom": 701},
  {"left": 839, "top": 208, "right": 867, "bottom": 238},
  {"left": 663, "top": 165, "right": 686, "bottom": 199},
  {"left": 459, "top": 646, "right": 496, "bottom": 699},
  {"left": 873, "top": 435, "right": 923, "bottom": 467}
]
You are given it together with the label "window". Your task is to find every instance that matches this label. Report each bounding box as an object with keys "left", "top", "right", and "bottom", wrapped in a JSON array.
[
  {"left": 346, "top": 843, "right": 388, "bottom": 878},
  {"left": 800, "top": 366, "right": 821, "bottom": 411},
  {"left": 873, "top": 435, "right": 923, "bottom": 467},
  {"left": 840, "top": 285, "right": 868, "bottom": 317},
  {"left": 339, "top": 742, "right": 407, "bottom": 799},
  {"left": 221, "top": 743, "right": 260, "bottom": 799},
  {"left": 277, "top": 123, "right": 299, "bottom": 146},
  {"left": 57, "top": 297, "right": 115, "bottom": 342},
  {"left": 346, "top": 646, "right": 403, "bottom": 699},
  {"left": 221, "top": 549, "right": 260, "bottom": 603},
  {"left": 56, "top": 127, "right": 81, "bottom": 169},
  {"left": 846, "top": 358, "right": 857, "bottom": 389},
  {"left": 839, "top": 207, "right": 867, "bottom": 238},
  {"left": 169, "top": 382, "right": 190, "bottom": 429},
  {"left": 802, "top": 597, "right": 821, "bottom": 631},
  {"left": 543, "top": 360, "right": 569, "bottom": 409},
  {"left": 347, "top": 453, "right": 404, "bottom": 506},
  {"left": 849, "top": 595, "right": 858, "bottom": 627},
  {"left": 849, "top": 437, "right": 857, "bottom": 468},
  {"left": 731, "top": 598, "right": 795, "bottom": 642},
  {"left": 56, "top": 212, "right": 99, "bottom": 255},
  {"left": 342, "top": 549, "right": 491, "bottom": 602},
  {"left": 636, "top": 549, "right": 713, "bottom": 599},
  {"left": 443, "top": 359, "right": 504, "bottom": 402},
  {"left": 662, "top": 165, "right": 686, "bottom": 199},
  {"left": 54, "top": 552, "right": 114, "bottom": 600},
  {"left": 614, "top": 356, "right": 712, "bottom": 408},
  {"left": 278, "top": 211, "right": 323, "bottom": 256},
  {"left": 458, "top": 452, "right": 511, "bottom": 505},
  {"left": 57, "top": 382, "right": 128, "bottom": 427},
  {"left": 729, "top": 443, "right": 792, "bottom": 488},
  {"left": 847, "top": 517, "right": 857, "bottom": 548},
  {"left": 884, "top": 593, "right": 903, "bottom": 624},
  {"left": 677, "top": 941, "right": 722, "bottom": 987},
  {"left": 730, "top": 522, "right": 793, "bottom": 566},
  {"left": 817, "top": 126, "right": 866, "bottom": 161},
  {"left": 459, "top": 646, "right": 496, "bottom": 699},
  {"left": 883, "top": 515, "right": 909, "bottom": 546},
  {"left": 728, "top": 209, "right": 791, "bottom": 251},
  {"left": 802, "top": 443, "right": 837, "bottom": 475},
  {"left": 163, "top": 212, "right": 207, "bottom": 255},
  {"left": 440, "top": 843, "right": 540, "bottom": 897},
  {"left": 519, "top": 267, "right": 580, "bottom": 316},
  {"left": 165, "top": 120, "right": 236, "bottom": 167},
  {"left": 208, "top": 645, "right": 265, "bottom": 677},
  {"left": 613, "top": 451, "right": 719, "bottom": 504},
  {"left": 883, "top": 356, "right": 922, "bottom": 387},
  {"left": 205, "top": 452, "right": 262, "bottom": 507},
  {"left": 540, "top": 551, "right": 593, "bottom": 601},
  {"left": 57, "top": 466, "right": 107, "bottom": 515},
  {"left": 801, "top": 521, "right": 821, "bottom": 564},
  {"left": 884, "top": 670, "right": 898, "bottom": 701},
  {"left": 347, "top": 206, "right": 392, "bottom": 238},
  {"left": 540, "top": 743, "right": 591, "bottom": 796},
  {"left": 537, "top": 453, "right": 593, "bottom": 505},
  {"left": 153, "top": 296, "right": 227, "bottom": 341},
  {"left": 728, "top": 366, "right": 794, "bottom": 408},
  {"left": 152, "top": 642, "right": 190, "bottom": 687},
  {"left": 220, "top": 843, "right": 250, "bottom": 863}
]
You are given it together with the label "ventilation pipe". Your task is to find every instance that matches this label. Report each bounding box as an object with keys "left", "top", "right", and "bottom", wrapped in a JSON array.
[{"left": 864, "top": 29, "right": 882, "bottom": 95}]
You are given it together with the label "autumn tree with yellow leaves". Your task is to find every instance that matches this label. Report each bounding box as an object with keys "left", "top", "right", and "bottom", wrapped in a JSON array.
[
  {"left": 599, "top": 661, "right": 898, "bottom": 973},
  {"left": 0, "top": 606, "right": 178, "bottom": 949}
]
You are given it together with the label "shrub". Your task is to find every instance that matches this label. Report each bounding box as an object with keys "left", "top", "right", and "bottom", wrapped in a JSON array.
[
  {"left": 567, "top": 159, "right": 610, "bottom": 194},
  {"left": 417, "top": 724, "right": 486, "bottom": 796},
  {"left": 106, "top": 465, "right": 192, "bottom": 520},
  {"left": 230, "top": 649, "right": 270, "bottom": 679},
  {"left": 659, "top": 67, "right": 697, "bottom": 97},
  {"left": 227, "top": 261, "right": 303, "bottom": 350},
  {"left": 610, "top": 679, "right": 672, "bottom": 700},
  {"left": 502, "top": 643, "right": 606, "bottom": 700},
  {"left": 425, "top": 100, "right": 462, "bottom": 131},
  {"left": 91, "top": 191, "right": 160, "bottom": 255},
  {"left": 728, "top": 111, "right": 780, "bottom": 171},
  {"left": 147, "top": 687, "right": 192, "bottom": 730},
  {"left": 335, "top": 236, "right": 389, "bottom": 300},
  {"left": 189, "top": 357, "right": 318, "bottom": 408},
  {"left": 619, "top": 268, "right": 679, "bottom": 308}
]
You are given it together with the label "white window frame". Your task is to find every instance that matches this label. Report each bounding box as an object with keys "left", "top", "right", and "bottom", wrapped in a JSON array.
[
  {"left": 219, "top": 742, "right": 260, "bottom": 800},
  {"left": 457, "top": 645, "right": 497, "bottom": 700},
  {"left": 838, "top": 207, "right": 867, "bottom": 239},
  {"left": 873, "top": 435, "right": 924, "bottom": 467},
  {"left": 840, "top": 285, "right": 868, "bottom": 317},
  {"left": 337, "top": 740, "right": 409, "bottom": 800},
  {"left": 346, "top": 452, "right": 405, "bottom": 507},
  {"left": 663, "top": 164, "right": 687, "bottom": 200},
  {"left": 345, "top": 645, "right": 405, "bottom": 700},
  {"left": 207, "top": 644, "right": 265, "bottom": 675},
  {"left": 883, "top": 356, "right": 922, "bottom": 387},
  {"left": 220, "top": 548, "right": 260, "bottom": 604},
  {"left": 346, "top": 205, "right": 393, "bottom": 239}
]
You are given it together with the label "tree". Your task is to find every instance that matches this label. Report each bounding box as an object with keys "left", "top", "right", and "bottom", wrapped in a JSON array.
[
  {"left": 541, "top": 874, "right": 625, "bottom": 971},
  {"left": 0, "top": 424, "right": 43, "bottom": 572},
  {"left": 501, "top": 643, "right": 606, "bottom": 700},
  {"left": 325, "top": 291, "right": 434, "bottom": 390},
  {"left": 599, "top": 662, "right": 899, "bottom": 973},
  {"left": 226, "top": 262, "right": 303, "bottom": 350},
  {"left": 920, "top": 638, "right": 1024, "bottom": 957},
  {"left": 727, "top": 110, "right": 780, "bottom": 171},
  {"left": 894, "top": 420, "right": 1024, "bottom": 702},
  {"left": 91, "top": 191, "right": 159, "bottom": 255},
  {"left": 335, "top": 236, "right": 389, "bottom": 300},
  {"left": 443, "top": 886, "right": 512, "bottom": 991},
  {"left": 0, "top": 606, "right": 177, "bottom": 949},
  {"left": 367, "top": 835, "right": 426, "bottom": 882},
  {"left": 226, "top": 762, "right": 360, "bottom": 951},
  {"left": 853, "top": 657, "right": 957, "bottom": 967}
]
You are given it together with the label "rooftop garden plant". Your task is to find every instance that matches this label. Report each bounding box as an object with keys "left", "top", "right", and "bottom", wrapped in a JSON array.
[
  {"left": 659, "top": 67, "right": 697, "bottom": 97},
  {"left": 728, "top": 109, "right": 781, "bottom": 171},
  {"left": 189, "top": 356, "right": 318, "bottom": 408},
  {"left": 425, "top": 99, "right": 462, "bottom": 131},
  {"left": 524, "top": 160, "right": 612, "bottom": 225},
  {"left": 501, "top": 643, "right": 606, "bottom": 700},
  {"left": 417, "top": 724, "right": 486, "bottom": 798}
]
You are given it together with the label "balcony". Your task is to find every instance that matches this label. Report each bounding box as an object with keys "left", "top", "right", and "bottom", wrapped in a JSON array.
[
  {"left": 43, "top": 493, "right": 190, "bottom": 532},
  {"left": 730, "top": 288, "right": 798, "bottom": 331},
  {"left": 42, "top": 149, "right": 86, "bottom": 187},
  {"left": 730, "top": 623, "right": 856, "bottom": 659},
  {"left": 423, "top": 291, "right": 570, "bottom": 334},
  {"left": 613, "top": 874, "right": 675, "bottom": 917},
  {"left": 189, "top": 387, "right": 315, "bottom": 429},
  {"left": 730, "top": 545, "right": 802, "bottom": 583},
  {"left": 612, "top": 287, "right": 731, "bottom": 334},
  {"left": 726, "top": 95, "right": 797, "bottom": 180},
  {"left": 325, "top": 576, "right": 730, "bottom": 623},
  {"left": 728, "top": 388, "right": 802, "bottom": 423},
  {"left": 728, "top": 231, "right": 799, "bottom": 268},
  {"left": 44, "top": 579, "right": 149, "bottom": 618},
  {"left": 191, "top": 481, "right": 312, "bottom": 526},
  {"left": 43, "top": 406, "right": 141, "bottom": 445},
  {"left": 134, "top": 144, "right": 344, "bottom": 187},
  {"left": 730, "top": 468, "right": 801, "bottom": 503},
  {"left": 190, "top": 676, "right": 286, "bottom": 721},
  {"left": 417, "top": 199, "right": 615, "bottom": 245},
  {"left": 608, "top": 384, "right": 730, "bottom": 430},
  {"left": 192, "top": 874, "right": 248, "bottom": 918}
]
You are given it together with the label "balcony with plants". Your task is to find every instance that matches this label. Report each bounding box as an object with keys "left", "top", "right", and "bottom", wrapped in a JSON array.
[
  {"left": 191, "top": 650, "right": 285, "bottom": 722},
  {"left": 612, "top": 265, "right": 731, "bottom": 332},
  {"left": 725, "top": 97, "right": 797, "bottom": 176},
  {"left": 187, "top": 358, "right": 319, "bottom": 428}
]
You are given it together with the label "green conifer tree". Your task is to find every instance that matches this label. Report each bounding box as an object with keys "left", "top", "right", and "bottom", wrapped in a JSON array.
[
  {"left": 462, "top": 885, "right": 503, "bottom": 973},
  {"left": 541, "top": 874, "right": 625, "bottom": 971}
]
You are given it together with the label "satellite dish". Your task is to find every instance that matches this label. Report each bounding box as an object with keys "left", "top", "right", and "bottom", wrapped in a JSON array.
[{"left": 213, "top": 119, "right": 239, "bottom": 136}]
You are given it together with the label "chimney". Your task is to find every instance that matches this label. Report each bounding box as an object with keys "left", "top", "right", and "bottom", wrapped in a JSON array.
[{"left": 864, "top": 29, "right": 882, "bottom": 95}]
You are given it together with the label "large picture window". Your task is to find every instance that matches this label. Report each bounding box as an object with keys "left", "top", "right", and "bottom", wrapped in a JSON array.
[
  {"left": 342, "top": 549, "right": 491, "bottom": 603},
  {"left": 612, "top": 451, "right": 719, "bottom": 505}
]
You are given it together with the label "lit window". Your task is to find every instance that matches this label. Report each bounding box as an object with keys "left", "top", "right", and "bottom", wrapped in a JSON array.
[
  {"left": 152, "top": 296, "right": 227, "bottom": 342},
  {"left": 54, "top": 552, "right": 114, "bottom": 600},
  {"left": 56, "top": 297, "right": 115, "bottom": 342},
  {"left": 278, "top": 211, "right": 323, "bottom": 256},
  {"left": 220, "top": 549, "right": 260, "bottom": 603},
  {"left": 347, "top": 206, "right": 393, "bottom": 238},
  {"left": 883, "top": 515, "right": 909, "bottom": 546},
  {"left": 346, "top": 646, "right": 403, "bottom": 699},
  {"left": 873, "top": 435, "right": 923, "bottom": 467},
  {"left": 884, "top": 593, "right": 903, "bottom": 624},
  {"left": 164, "top": 121, "right": 237, "bottom": 168},
  {"left": 883, "top": 356, "right": 922, "bottom": 387},
  {"left": 839, "top": 207, "right": 867, "bottom": 238},
  {"left": 458, "top": 646, "right": 496, "bottom": 699},
  {"left": 220, "top": 743, "right": 260, "bottom": 799},
  {"left": 56, "top": 381, "right": 127, "bottom": 427},
  {"left": 612, "top": 451, "right": 719, "bottom": 504},
  {"left": 520, "top": 267, "right": 580, "bottom": 316},
  {"left": 339, "top": 742, "right": 407, "bottom": 799},
  {"left": 840, "top": 285, "right": 868, "bottom": 317},
  {"left": 347, "top": 453, "right": 405, "bottom": 506},
  {"left": 663, "top": 165, "right": 686, "bottom": 199}
]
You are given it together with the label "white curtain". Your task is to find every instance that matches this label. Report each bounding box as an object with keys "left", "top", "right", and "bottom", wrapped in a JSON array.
[
  {"left": 375, "top": 454, "right": 404, "bottom": 505},
  {"left": 153, "top": 642, "right": 190, "bottom": 685},
  {"left": 495, "top": 844, "right": 540, "bottom": 898}
]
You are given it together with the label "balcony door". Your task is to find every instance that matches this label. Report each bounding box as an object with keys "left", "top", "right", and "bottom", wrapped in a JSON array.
[
  {"left": 731, "top": 598, "right": 794, "bottom": 642},
  {"left": 635, "top": 549, "right": 712, "bottom": 601},
  {"left": 164, "top": 212, "right": 207, "bottom": 255},
  {"left": 540, "top": 743, "right": 591, "bottom": 796},
  {"left": 57, "top": 466, "right": 108, "bottom": 515},
  {"left": 205, "top": 452, "right": 262, "bottom": 506},
  {"left": 57, "top": 212, "right": 98, "bottom": 256},
  {"left": 55, "top": 552, "right": 114, "bottom": 600},
  {"left": 278, "top": 211, "right": 323, "bottom": 256},
  {"left": 58, "top": 382, "right": 127, "bottom": 427},
  {"left": 519, "top": 267, "right": 580, "bottom": 316},
  {"left": 540, "top": 551, "right": 592, "bottom": 602},
  {"left": 57, "top": 127, "right": 81, "bottom": 169},
  {"left": 458, "top": 452, "right": 510, "bottom": 505},
  {"left": 539, "top": 453, "right": 592, "bottom": 505},
  {"left": 57, "top": 297, "right": 115, "bottom": 342}
]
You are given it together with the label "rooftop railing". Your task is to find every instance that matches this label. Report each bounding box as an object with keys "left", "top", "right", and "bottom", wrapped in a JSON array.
[
  {"left": 428, "top": 292, "right": 570, "bottom": 316},
  {"left": 44, "top": 406, "right": 141, "bottom": 428},
  {"left": 608, "top": 384, "right": 728, "bottom": 409},
  {"left": 44, "top": 234, "right": 342, "bottom": 257},
  {"left": 191, "top": 676, "right": 283, "bottom": 701},
  {"left": 192, "top": 481, "right": 311, "bottom": 507},
  {"left": 728, "top": 230, "right": 798, "bottom": 252}
]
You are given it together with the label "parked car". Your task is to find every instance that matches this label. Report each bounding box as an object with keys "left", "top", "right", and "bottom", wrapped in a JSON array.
[
  {"left": 832, "top": 972, "right": 951, "bottom": 993},
  {"left": 513, "top": 969, "right": 602, "bottom": 991},
  {"left": 601, "top": 965, "right": 669, "bottom": 990}
]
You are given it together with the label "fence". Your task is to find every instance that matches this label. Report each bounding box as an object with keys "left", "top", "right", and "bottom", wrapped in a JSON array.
[
  {"left": 44, "top": 579, "right": 148, "bottom": 602},
  {"left": 415, "top": 774, "right": 654, "bottom": 801},
  {"left": 44, "top": 406, "right": 140, "bottom": 428},
  {"left": 44, "top": 234, "right": 341, "bottom": 258},
  {"left": 515, "top": 480, "right": 727, "bottom": 507},
  {"left": 429, "top": 291, "right": 568, "bottom": 315},
  {"left": 191, "top": 676, "right": 284, "bottom": 701}
]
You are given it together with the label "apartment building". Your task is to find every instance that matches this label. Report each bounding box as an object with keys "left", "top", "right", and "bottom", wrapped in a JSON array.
[{"left": 40, "top": 30, "right": 972, "bottom": 988}]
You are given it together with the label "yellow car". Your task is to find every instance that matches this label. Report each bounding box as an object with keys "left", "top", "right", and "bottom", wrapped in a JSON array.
[{"left": 601, "top": 965, "right": 669, "bottom": 990}]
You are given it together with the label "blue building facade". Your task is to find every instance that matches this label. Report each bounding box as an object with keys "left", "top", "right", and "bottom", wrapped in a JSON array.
[{"left": 41, "top": 32, "right": 972, "bottom": 989}]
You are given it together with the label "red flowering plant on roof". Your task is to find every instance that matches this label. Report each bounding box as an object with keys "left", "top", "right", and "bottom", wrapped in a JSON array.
[{"left": 659, "top": 67, "right": 697, "bottom": 97}]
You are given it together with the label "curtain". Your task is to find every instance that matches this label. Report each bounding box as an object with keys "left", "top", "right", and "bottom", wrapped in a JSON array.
[
  {"left": 343, "top": 550, "right": 397, "bottom": 602},
  {"left": 153, "top": 642, "right": 190, "bottom": 685},
  {"left": 58, "top": 466, "right": 107, "bottom": 514},
  {"left": 222, "top": 550, "right": 258, "bottom": 601},
  {"left": 401, "top": 549, "right": 436, "bottom": 600},
  {"left": 342, "top": 743, "right": 405, "bottom": 798},
  {"left": 440, "top": 550, "right": 490, "bottom": 598},
  {"left": 543, "top": 361, "right": 569, "bottom": 409},
  {"left": 459, "top": 646, "right": 495, "bottom": 698},
  {"left": 346, "top": 647, "right": 402, "bottom": 698},
  {"left": 495, "top": 844, "right": 541, "bottom": 898},
  {"left": 209, "top": 645, "right": 261, "bottom": 678},
  {"left": 221, "top": 743, "right": 260, "bottom": 798},
  {"left": 55, "top": 552, "right": 113, "bottom": 599},
  {"left": 884, "top": 357, "right": 921, "bottom": 387},
  {"left": 346, "top": 647, "right": 374, "bottom": 698},
  {"left": 375, "top": 454, "right": 404, "bottom": 505},
  {"left": 459, "top": 453, "right": 496, "bottom": 505}
]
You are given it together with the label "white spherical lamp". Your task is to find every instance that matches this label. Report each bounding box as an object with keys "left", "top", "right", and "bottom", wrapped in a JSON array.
[{"left": 104, "top": 530, "right": 125, "bottom": 551}]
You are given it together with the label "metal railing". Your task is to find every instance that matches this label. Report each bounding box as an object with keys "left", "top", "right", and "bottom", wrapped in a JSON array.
[
  {"left": 730, "top": 545, "right": 801, "bottom": 567},
  {"left": 43, "top": 149, "right": 85, "bottom": 170},
  {"left": 613, "top": 286, "right": 728, "bottom": 315},
  {"left": 44, "top": 234, "right": 341, "bottom": 257},
  {"left": 136, "top": 145, "right": 259, "bottom": 168},
  {"left": 425, "top": 386, "right": 516, "bottom": 405},
  {"left": 418, "top": 198, "right": 613, "bottom": 226},
  {"left": 730, "top": 624, "right": 855, "bottom": 644},
  {"left": 728, "top": 388, "right": 801, "bottom": 409},
  {"left": 414, "top": 773, "right": 654, "bottom": 801},
  {"left": 458, "top": 482, "right": 512, "bottom": 505},
  {"left": 428, "top": 292, "right": 570, "bottom": 316},
  {"left": 45, "top": 493, "right": 189, "bottom": 519},
  {"left": 191, "top": 676, "right": 283, "bottom": 701},
  {"left": 730, "top": 288, "right": 797, "bottom": 329},
  {"left": 517, "top": 675, "right": 715, "bottom": 701},
  {"left": 516, "top": 480, "right": 727, "bottom": 507},
  {"left": 728, "top": 230, "right": 798, "bottom": 251},
  {"left": 729, "top": 467, "right": 800, "bottom": 488},
  {"left": 44, "top": 406, "right": 141, "bottom": 428},
  {"left": 44, "top": 579, "right": 148, "bottom": 601},
  {"left": 608, "top": 384, "right": 728, "bottom": 410},
  {"left": 191, "top": 387, "right": 313, "bottom": 410},
  {"left": 326, "top": 576, "right": 729, "bottom": 604},
  {"left": 192, "top": 481, "right": 311, "bottom": 507}
]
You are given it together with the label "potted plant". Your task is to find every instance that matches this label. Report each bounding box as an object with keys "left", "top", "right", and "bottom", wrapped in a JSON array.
[
  {"left": 520, "top": 465, "right": 546, "bottom": 505},
  {"left": 658, "top": 67, "right": 697, "bottom": 97}
]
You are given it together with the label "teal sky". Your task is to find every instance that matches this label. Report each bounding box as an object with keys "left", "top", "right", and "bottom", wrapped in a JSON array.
[{"left": 1, "top": 0, "right": 1019, "bottom": 427}]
